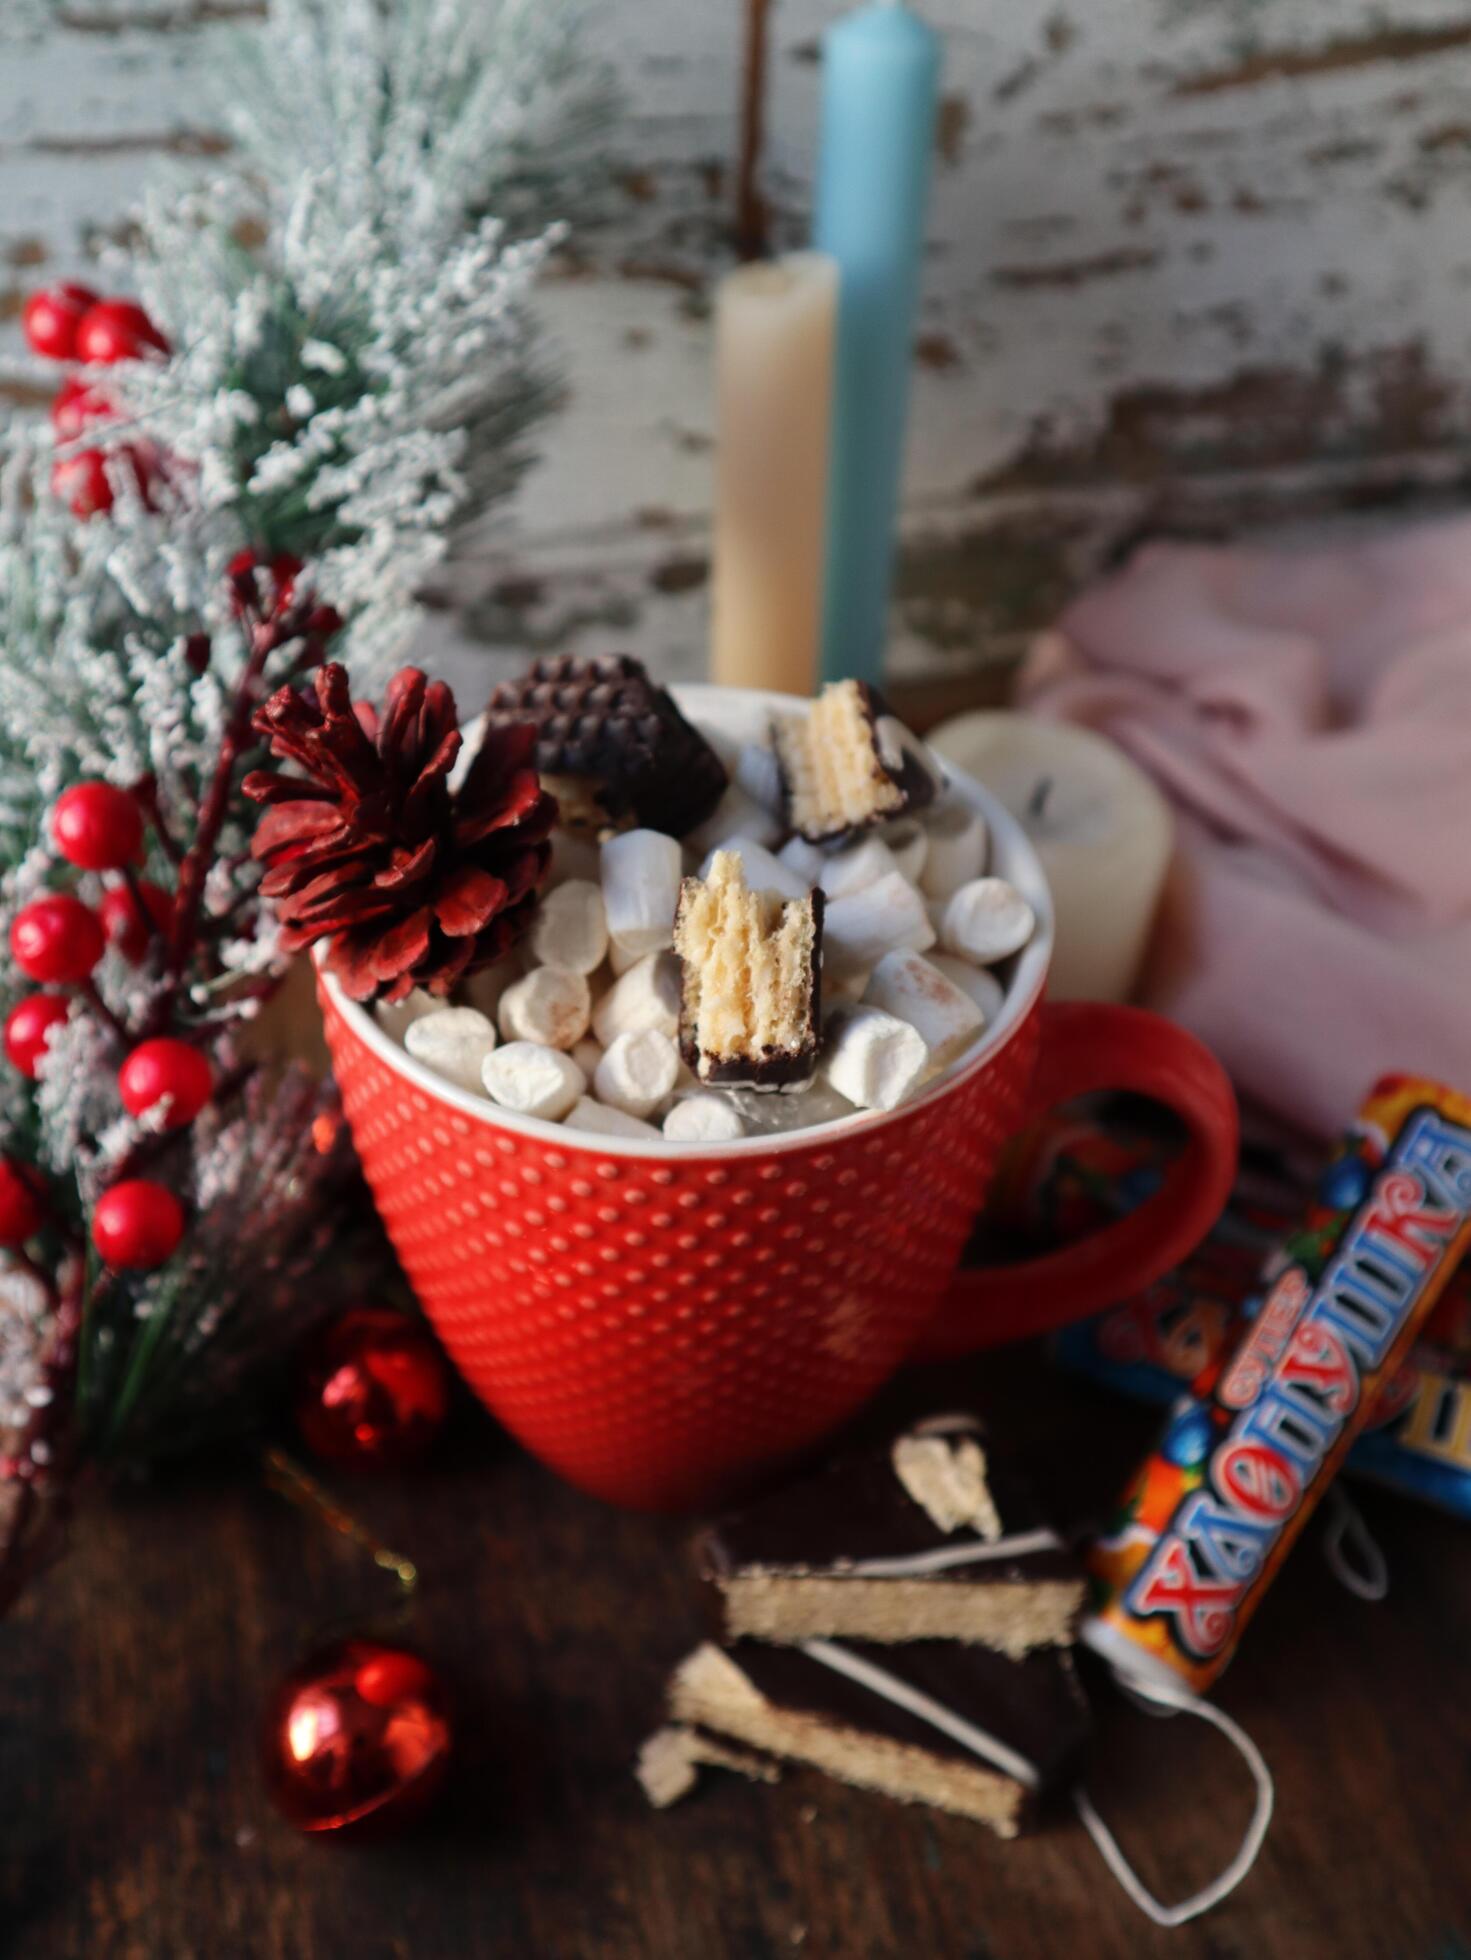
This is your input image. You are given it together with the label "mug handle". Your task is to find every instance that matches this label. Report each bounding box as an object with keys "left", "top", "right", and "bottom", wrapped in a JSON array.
[{"left": 914, "top": 1001, "right": 1239, "bottom": 1360}]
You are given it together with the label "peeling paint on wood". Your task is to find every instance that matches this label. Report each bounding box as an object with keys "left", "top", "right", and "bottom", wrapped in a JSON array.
[{"left": 5, "top": 0, "right": 1471, "bottom": 690}]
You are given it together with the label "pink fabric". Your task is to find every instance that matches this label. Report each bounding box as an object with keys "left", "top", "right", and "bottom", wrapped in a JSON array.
[{"left": 1019, "top": 519, "right": 1471, "bottom": 1140}]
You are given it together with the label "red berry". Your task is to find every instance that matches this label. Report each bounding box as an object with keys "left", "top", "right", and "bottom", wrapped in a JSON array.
[
  {"left": 74, "top": 299, "right": 169, "bottom": 366},
  {"left": 10, "top": 895, "right": 105, "bottom": 984},
  {"left": 21, "top": 283, "right": 100, "bottom": 361},
  {"left": 0, "top": 1158, "right": 46, "bottom": 1245},
  {"left": 100, "top": 880, "right": 172, "bottom": 962},
  {"left": 92, "top": 1179, "right": 184, "bottom": 1270},
  {"left": 51, "top": 781, "right": 144, "bottom": 872},
  {"left": 51, "top": 376, "right": 115, "bottom": 441},
  {"left": 51, "top": 448, "right": 115, "bottom": 518},
  {"left": 3, "top": 995, "right": 70, "bottom": 1078},
  {"left": 118, "top": 1038, "right": 212, "bottom": 1129}
]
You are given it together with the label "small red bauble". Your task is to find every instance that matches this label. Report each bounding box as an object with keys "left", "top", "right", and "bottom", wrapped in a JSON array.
[
  {"left": 51, "top": 781, "right": 144, "bottom": 872},
  {"left": 51, "top": 448, "right": 116, "bottom": 518},
  {"left": 262, "top": 1638, "right": 452, "bottom": 1836},
  {"left": 3, "top": 995, "right": 70, "bottom": 1078},
  {"left": 51, "top": 376, "right": 115, "bottom": 441},
  {"left": 294, "top": 1307, "right": 451, "bottom": 1471},
  {"left": 118, "top": 1038, "right": 212, "bottom": 1129},
  {"left": 74, "top": 298, "right": 169, "bottom": 366},
  {"left": 100, "top": 879, "right": 172, "bottom": 962},
  {"left": 21, "top": 283, "right": 99, "bottom": 361},
  {"left": 0, "top": 1158, "right": 47, "bottom": 1245},
  {"left": 91, "top": 1179, "right": 184, "bottom": 1270},
  {"left": 10, "top": 894, "right": 105, "bottom": 985}
]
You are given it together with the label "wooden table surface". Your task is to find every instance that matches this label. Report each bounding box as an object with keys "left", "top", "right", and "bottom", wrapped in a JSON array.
[{"left": 2, "top": 1344, "right": 1468, "bottom": 1960}]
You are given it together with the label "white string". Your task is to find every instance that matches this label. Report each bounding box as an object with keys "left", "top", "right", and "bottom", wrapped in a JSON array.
[
  {"left": 1321, "top": 1487, "right": 1390, "bottom": 1602},
  {"left": 1074, "top": 1669, "right": 1274, "bottom": 1928},
  {"left": 843, "top": 1528, "right": 1064, "bottom": 1579}
]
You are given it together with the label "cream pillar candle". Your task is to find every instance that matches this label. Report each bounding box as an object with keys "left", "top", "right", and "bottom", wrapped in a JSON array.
[
  {"left": 928, "top": 712, "right": 1173, "bottom": 1004},
  {"left": 710, "top": 252, "right": 838, "bottom": 695}
]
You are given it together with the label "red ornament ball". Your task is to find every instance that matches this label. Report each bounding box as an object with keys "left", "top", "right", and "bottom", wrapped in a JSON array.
[
  {"left": 10, "top": 894, "right": 105, "bottom": 985},
  {"left": 0, "top": 1158, "right": 47, "bottom": 1246},
  {"left": 262, "top": 1638, "right": 452, "bottom": 1836},
  {"left": 74, "top": 298, "right": 169, "bottom": 365},
  {"left": 51, "top": 448, "right": 116, "bottom": 519},
  {"left": 3, "top": 995, "right": 70, "bottom": 1079},
  {"left": 119, "top": 1038, "right": 212, "bottom": 1129},
  {"left": 21, "top": 283, "right": 99, "bottom": 361},
  {"left": 295, "top": 1307, "right": 451, "bottom": 1471},
  {"left": 101, "top": 879, "right": 173, "bottom": 962},
  {"left": 51, "top": 781, "right": 144, "bottom": 872},
  {"left": 51, "top": 376, "right": 115, "bottom": 441},
  {"left": 92, "top": 1179, "right": 184, "bottom": 1270}
]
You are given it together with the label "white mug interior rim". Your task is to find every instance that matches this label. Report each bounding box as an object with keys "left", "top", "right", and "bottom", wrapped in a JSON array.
[{"left": 317, "top": 683, "right": 1056, "bottom": 1159}]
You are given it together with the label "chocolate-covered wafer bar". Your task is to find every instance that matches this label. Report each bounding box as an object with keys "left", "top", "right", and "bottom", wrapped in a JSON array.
[
  {"left": 698, "top": 1416, "right": 1084, "bottom": 1655},
  {"left": 673, "top": 850, "right": 823, "bottom": 1090},
  {"left": 773, "top": 680, "right": 938, "bottom": 844},
  {"left": 636, "top": 1724, "right": 782, "bottom": 1810},
  {"left": 667, "top": 1637, "right": 1090, "bottom": 1839},
  {"left": 484, "top": 653, "right": 727, "bottom": 838}
]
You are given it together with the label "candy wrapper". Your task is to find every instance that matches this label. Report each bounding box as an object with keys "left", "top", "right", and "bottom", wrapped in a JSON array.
[
  {"left": 1025, "top": 1101, "right": 1471, "bottom": 1521},
  {"left": 1081, "top": 1076, "right": 1471, "bottom": 1694}
]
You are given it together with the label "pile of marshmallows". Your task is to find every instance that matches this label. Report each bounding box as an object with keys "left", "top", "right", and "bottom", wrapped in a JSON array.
[{"left": 379, "top": 718, "right": 1036, "bottom": 1146}]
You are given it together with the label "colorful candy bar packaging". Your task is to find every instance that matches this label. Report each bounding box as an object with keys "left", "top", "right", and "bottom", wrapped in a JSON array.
[
  {"left": 1013, "top": 1091, "right": 1471, "bottom": 1524},
  {"left": 1074, "top": 1077, "right": 1471, "bottom": 1694}
]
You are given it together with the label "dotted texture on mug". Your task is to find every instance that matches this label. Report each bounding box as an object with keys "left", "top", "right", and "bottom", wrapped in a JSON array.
[{"left": 322, "top": 986, "right": 1038, "bottom": 1509}]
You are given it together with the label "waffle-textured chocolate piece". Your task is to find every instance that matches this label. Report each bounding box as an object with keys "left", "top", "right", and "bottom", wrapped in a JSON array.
[
  {"left": 673, "top": 850, "right": 823, "bottom": 1090},
  {"left": 697, "top": 1416, "right": 1085, "bottom": 1656},
  {"left": 483, "top": 654, "right": 727, "bottom": 838},
  {"left": 667, "top": 1637, "right": 1090, "bottom": 1839},
  {"left": 773, "top": 680, "right": 939, "bottom": 845}
]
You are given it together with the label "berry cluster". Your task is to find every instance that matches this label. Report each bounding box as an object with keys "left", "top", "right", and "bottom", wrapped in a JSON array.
[
  {"left": 3, "top": 781, "right": 203, "bottom": 1271},
  {"left": 21, "top": 282, "right": 171, "bottom": 519}
]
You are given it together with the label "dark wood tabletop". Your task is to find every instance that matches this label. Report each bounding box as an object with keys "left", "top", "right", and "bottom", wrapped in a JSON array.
[{"left": 2, "top": 1343, "right": 1468, "bottom": 1960}]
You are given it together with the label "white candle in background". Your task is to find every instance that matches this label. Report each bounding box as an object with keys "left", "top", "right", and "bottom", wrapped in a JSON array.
[
  {"left": 927, "top": 712, "right": 1174, "bottom": 1004},
  {"left": 710, "top": 252, "right": 838, "bottom": 695}
]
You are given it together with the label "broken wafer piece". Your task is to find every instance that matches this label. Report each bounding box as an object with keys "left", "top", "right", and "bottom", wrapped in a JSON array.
[
  {"left": 773, "top": 680, "right": 939, "bottom": 845},
  {"left": 667, "top": 1637, "right": 1089, "bottom": 1840},
  {"left": 673, "top": 850, "right": 824, "bottom": 1090},
  {"left": 483, "top": 653, "right": 728, "bottom": 839},
  {"left": 696, "top": 1415, "right": 1084, "bottom": 1655},
  {"left": 636, "top": 1724, "right": 782, "bottom": 1810}
]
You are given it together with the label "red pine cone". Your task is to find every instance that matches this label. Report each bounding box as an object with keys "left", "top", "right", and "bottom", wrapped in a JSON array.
[{"left": 246, "top": 664, "right": 555, "bottom": 1004}]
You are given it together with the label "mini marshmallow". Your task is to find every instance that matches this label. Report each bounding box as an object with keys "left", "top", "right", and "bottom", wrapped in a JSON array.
[
  {"left": 529, "top": 878, "right": 608, "bottom": 975},
  {"left": 682, "top": 782, "right": 783, "bottom": 858},
  {"left": 547, "top": 827, "right": 602, "bottom": 887},
  {"left": 497, "top": 965, "right": 591, "bottom": 1050},
  {"left": 699, "top": 836, "right": 808, "bottom": 903},
  {"left": 733, "top": 741, "right": 785, "bottom": 814},
  {"left": 663, "top": 1093, "right": 747, "bottom": 1143},
  {"left": 880, "top": 818, "right": 929, "bottom": 887},
  {"left": 920, "top": 797, "right": 988, "bottom": 900},
  {"left": 403, "top": 1006, "right": 497, "bottom": 1092},
  {"left": 591, "top": 951, "right": 682, "bottom": 1046},
  {"left": 481, "top": 1041, "right": 585, "bottom": 1120},
  {"left": 606, "top": 935, "right": 643, "bottom": 977},
  {"left": 374, "top": 987, "right": 437, "bottom": 1045},
  {"left": 822, "top": 870, "right": 935, "bottom": 978},
  {"left": 824, "top": 966, "right": 872, "bottom": 1005},
  {"left": 570, "top": 1036, "right": 604, "bottom": 1078},
  {"left": 821, "top": 1004, "right": 929, "bottom": 1112},
  {"left": 818, "top": 835, "right": 900, "bottom": 899},
  {"left": 593, "top": 1029, "right": 681, "bottom": 1120},
  {"left": 460, "top": 953, "right": 520, "bottom": 1022},
  {"left": 863, "top": 951, "right": 985, "bottom": 1068},
  {"left": 928, "top": 952, "right": 1006, "bottom": 1024},
  {"left": 563, "top": 1097, "right": 662, "bottom": 1140},
  {"left": 777, "top": 834, "right": 828, "bottom": 885},
  {"left": 939, "top": 877, "right": 1036, "bottom": 967},
  {"left": 601, "top": 829, "right": 683, "bottom": 959}
]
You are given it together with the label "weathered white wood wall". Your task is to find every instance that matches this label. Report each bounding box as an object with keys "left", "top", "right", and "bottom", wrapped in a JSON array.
[{"left": 5, "top": 0, "right": 1471, "bottom": 697}]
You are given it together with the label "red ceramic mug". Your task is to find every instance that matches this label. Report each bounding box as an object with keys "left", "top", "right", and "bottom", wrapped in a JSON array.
[{"left": 320, "top": 685, "right": 1237, "bottom": 1510}]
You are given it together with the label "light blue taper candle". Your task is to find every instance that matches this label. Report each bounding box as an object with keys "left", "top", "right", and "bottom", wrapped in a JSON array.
[{"left": 814, "top": 0, "right": 940, "bottom": 687}]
